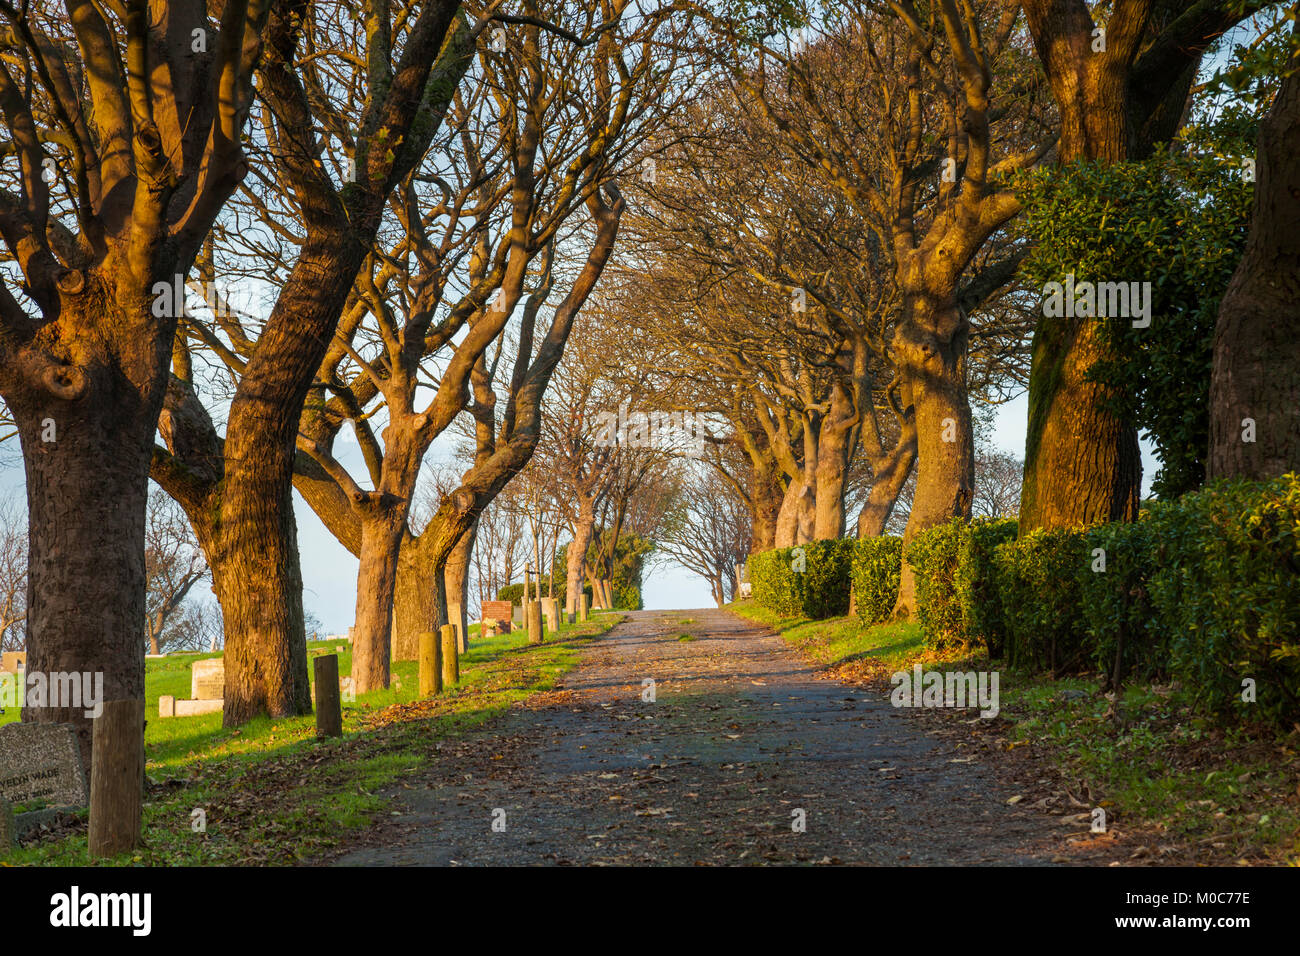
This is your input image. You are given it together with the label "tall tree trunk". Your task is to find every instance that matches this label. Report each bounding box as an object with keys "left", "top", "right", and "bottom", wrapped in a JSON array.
[
  {"left": 750, "top": 465, "right": 783, "bottom": 552},
  {"left": 1208, "top": 57, "right": 1300, "bottom": 480},
  {"left": 213, "top": 478, "right": 311, "bottom": 725},
  {"left": 352, "top": 509, "right": 406, "bottom": 693},
  {"left": 17, "top": 392, "right": 154, "bottom": 770},
  {"left": 813, "top": 382, "right": 859, "bottom": 540},
  {"left": 858, "top": 421, "right": 917, "bottom": 537},
  {"left": 566, "top": 497, "right": 596, "bottom": 621},
  {"left": 1014, "top": 0, "right": 1211, "bottom": 530},
  {"left": 774, "top": 478, "right": 814, "bottom": 547},
  {"left": 1020, "top": 318, "right": 1141, "bottom": 527},
  {"left": 893, "top": 298, "right": 975, "bottom": 618},
  {"left": 445, "top": 520, "right": 476, "bottom": 652},
  {"left": 393, "top": 538, "right": 438, "bottom": 662}
]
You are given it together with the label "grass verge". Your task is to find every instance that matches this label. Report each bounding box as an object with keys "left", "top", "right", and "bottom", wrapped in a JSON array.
[{"left": 2, "top": 612, "right": 623, "bottom": 866}]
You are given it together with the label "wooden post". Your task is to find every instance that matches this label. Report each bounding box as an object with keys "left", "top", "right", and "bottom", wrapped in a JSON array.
[
  {"left": 527, "top": 600, "right": 544, "bottom": 645},
  {"left": 314, "top": 654, "right": 342, "bottom": 737},
  {"left": 441, "top": 624, "right": 459, "bottom": 687},
  {"left": 420, "top": 630, "right": 442, "bottom": 695},
  {"left": 88, "top": 699, "right": 145, "bottom": 858},
  {"left": 579, "top": 593, "right": 589, "bottom": 622},
  {"left": 449, "top": 603, "right": 466, "bottom": 653}
]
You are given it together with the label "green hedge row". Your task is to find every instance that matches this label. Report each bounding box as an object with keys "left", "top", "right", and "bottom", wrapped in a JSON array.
[
  {"left": 746, "top": 539, "right": 856, "bottom": 619},
  {"left": 904, "top": 475, "right": 1300, "bottom": 728},
  {"left": 745, "top": 474, "right": 1300, "bottom": 728},
  {"left": 851, "top": 536, "right": 902, "bottom": 625}
]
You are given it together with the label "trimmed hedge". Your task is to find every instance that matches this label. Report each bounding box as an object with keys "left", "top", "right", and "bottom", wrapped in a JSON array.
[
  {"left": 747, "top": 548, "right": 801, "bottom": 616},
  {"left": 747, "top": 539, "right": 855, "bottom": 619},
  {"left": 992, "top": 527, "right": 1090, "bottom": 676},
  {"left": 1078, "top": 515, "right": 1165, "bottom": 689},
  {"left": 906, "top": 519, "right": 966, "bottom": 648},
  {"left": 746, "top": 476, "right": 1300, "bottom": 729},
  {"left": 1145, "top": 476, "right": 1300, "bottom": 728},
  {"left": 905, "top": 518, "right": 1017, "bottom": 650},
  {"left": 852, "top": 536, "right": 902, "bottom": 625},
  {"left": 955, "top": 518, "right": 1018, "bottom": 655}
]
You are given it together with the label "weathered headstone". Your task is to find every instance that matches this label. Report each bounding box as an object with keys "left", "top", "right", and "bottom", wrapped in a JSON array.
[
  {"left": 481, "top": 600, "right": 514, "bottom": 634},
  {"left": 0, "top": 723, "right": 88, "bottom": 808},
  {"left": 1, "top": 651, "right": 25, "bottom": 673},
  {"left": 542, "top": 597, "right": 559, "bottom": 634},
  {"left": 191, "top": 659, "right": 224, "bottom": 700}
]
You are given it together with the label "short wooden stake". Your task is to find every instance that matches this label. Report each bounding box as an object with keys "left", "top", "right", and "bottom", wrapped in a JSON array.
[
  {"left": 419, "top": 630, "right": 442, "bottom": 695},
  {"left": 315, "top": 654, "right": 342, "bottom": 737},
  {"left": 441, "top": 624, "right": 459, "bottom": 687},
  {"left": 527, "top": 600, "right": 544, "bottom": 645},
  {"left": 88, "top": 699, "right": 145, "bottom": 859}
]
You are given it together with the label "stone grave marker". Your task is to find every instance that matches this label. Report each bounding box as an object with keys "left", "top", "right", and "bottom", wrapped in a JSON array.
[
  {"left": 191, "top": 659, "right": 224, "bottom": 700},
  {"left": 0, "top": 723, "right": 88, "bottom": 808}
]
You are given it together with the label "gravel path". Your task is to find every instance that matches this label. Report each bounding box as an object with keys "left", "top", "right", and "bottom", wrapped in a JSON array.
[{"left": 326, "top": 608, "right": 1083, "bottom": 866}]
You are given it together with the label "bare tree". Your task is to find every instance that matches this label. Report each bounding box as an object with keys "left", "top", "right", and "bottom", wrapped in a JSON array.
[
  {"left": 143, "top": 487, "right": 210, "bottom": 656},
  {"left": 0, "top": 0, "right": 271, "bottom": 758},
  {"left": 657, "top": 466, "right": 751, "bottom": 607},
  {"left": 972, "top": 446, "right": 1023, "bottom": 519},
  {"left": 0, "top": 494, "right": 26, "bottom": 651},
  {"left": 152, "top": 1, "right": 477, "bottom": 715}
]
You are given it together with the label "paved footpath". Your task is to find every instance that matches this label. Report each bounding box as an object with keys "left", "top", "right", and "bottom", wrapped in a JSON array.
[{"left": 326, "top": 608, "right": 1085, "bottom": 866}]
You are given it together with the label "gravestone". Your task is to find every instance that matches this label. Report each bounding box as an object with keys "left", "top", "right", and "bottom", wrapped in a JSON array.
[
  {"left": 1, "top": 652, "right": 25, "bottom": 673},
  {"left": 191, "top": 659, "right": 224, "bottom": 700},
  {"left": 481, "top": 601, "right": 514, "bottom": 634},
  {"left": 542, "top": 597, "right": 559, "bottom": 634},
  {"left": 513, "top": 605, "right": 524, "bottom": 626},
  {"left": 0, "top": 723, "right": 88, "bottom": 808}
]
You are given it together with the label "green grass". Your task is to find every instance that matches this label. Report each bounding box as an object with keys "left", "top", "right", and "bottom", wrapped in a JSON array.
[
  {"left": 3, "top": 611, "right": 624, "bottom": 866},
  {"left": 996, "top": 674, "right": 1300, "bottom": 864}
]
